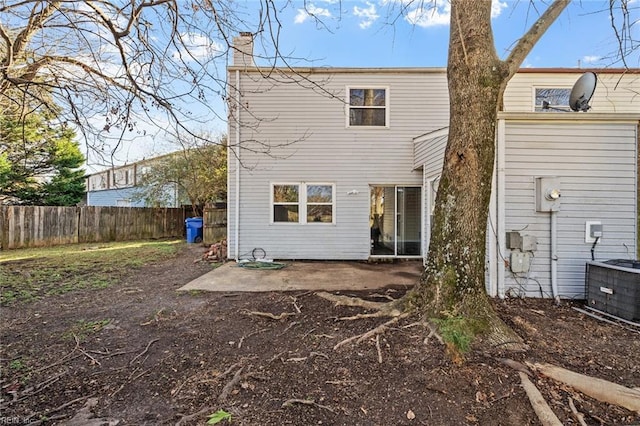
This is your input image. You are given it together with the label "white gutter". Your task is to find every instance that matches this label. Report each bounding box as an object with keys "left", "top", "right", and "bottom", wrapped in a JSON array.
[
  {"left": 496, "top": 119, "right": 506, "bottom": 299},
  {"left": 234, "top": 69, "right": 241, "bottom": 261}
]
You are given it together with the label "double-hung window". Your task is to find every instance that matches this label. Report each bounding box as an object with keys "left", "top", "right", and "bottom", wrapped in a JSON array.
[
  {"left": 534, "top": 88, "right": 571, "bottom": 112},
  {"left": 347, "top": 87, "right": 388, "bottom": 127},
  {"left": 272, "top": 183, "right": 334, "bottom": 224},
  {"left": 272, "top": 184, "right": 300, "bottom": 223}
]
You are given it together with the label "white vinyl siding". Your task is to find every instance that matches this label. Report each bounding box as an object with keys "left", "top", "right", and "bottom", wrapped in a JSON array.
[
  {"left": 414, "top": 130, "right": 448, "bottom": 173},
  {"left": 504, "top": 72, "right": 640, "bottom": 113},
  {"left": 227, "top": 67, "right": 638, "bottom": 263},
  {"left": 228, "top": 69, "right": 449, "bottom": 260},
  {"left": 502, "top": 120, "right": 637, "bottom": 299}
]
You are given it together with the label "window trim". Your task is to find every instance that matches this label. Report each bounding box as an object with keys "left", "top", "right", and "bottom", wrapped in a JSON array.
[
  {"left": 270, "top": 182, "right": 336, "bottom": 225},
  {"left": 532, "top": 86, "right": 571, "bottom": 112},
  {"left": 346, "top": 86, "right": 390, "bottom": 128}
]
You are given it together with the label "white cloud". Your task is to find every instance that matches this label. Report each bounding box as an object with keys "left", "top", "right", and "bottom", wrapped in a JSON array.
[
  {"left": 491, "top": 0, "right": 508, "bottom": 18},
  {"left": 173, "top": 33, "right": 222, "bottom": 61},
  {"left": 404, "top": 0, "right": 450, "bottom": 28},
  {"left": 582, "top": 55, "right": 602, "bottom": 64},
  {"left": 294, "top": 4, "right": 332, "bottom": 24},
  {"left": 353, "top": 2, "right": 379, "bottom": 29},
  {"left": 403, "top": 0, "right": 507, "bottom": 28}
]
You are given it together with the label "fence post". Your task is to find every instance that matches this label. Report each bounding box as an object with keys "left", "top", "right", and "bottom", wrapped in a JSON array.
[{"left": 0, "top": 206, "right": 7, "bottom": 250}]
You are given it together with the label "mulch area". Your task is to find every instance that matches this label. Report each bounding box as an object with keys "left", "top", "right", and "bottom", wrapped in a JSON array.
[{"left": 1, "top": 245, "right": 639, "bottom": 425}]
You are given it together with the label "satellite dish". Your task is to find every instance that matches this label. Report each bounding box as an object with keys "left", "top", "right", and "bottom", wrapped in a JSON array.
[{"left": 569, "top": 72, "right": 597, "bottom": 112}]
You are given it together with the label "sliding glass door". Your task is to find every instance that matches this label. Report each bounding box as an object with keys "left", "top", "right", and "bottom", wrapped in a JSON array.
[{"left": 370, "top": 186, "right": 422, "bottom": 257}]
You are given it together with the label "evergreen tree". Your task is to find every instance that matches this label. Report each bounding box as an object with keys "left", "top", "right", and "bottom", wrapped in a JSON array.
[{"left": 0, "top": 112, "right": 85, "bottom": 205}]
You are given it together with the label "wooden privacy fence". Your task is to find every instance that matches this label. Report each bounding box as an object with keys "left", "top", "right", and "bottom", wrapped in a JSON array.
[
  {"left": 0, "top": 206, "right": 185, "bottom": 250},
  {"left": 203, "top": 207, "right": 227, "bottom": 245}
]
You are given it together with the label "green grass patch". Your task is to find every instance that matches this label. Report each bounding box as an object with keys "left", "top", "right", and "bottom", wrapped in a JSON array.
[
  {"left": 63, "top": 319, "right": 112, "bottom": 341},
  {"left": 9, "top": 358, "right": 27, "bottom": 372},
  {"left": 432, "top": 314, "right": 474, "bottom": 356},
  {"left": 0, "top": 239, "right": 183, "bottom": 305}
]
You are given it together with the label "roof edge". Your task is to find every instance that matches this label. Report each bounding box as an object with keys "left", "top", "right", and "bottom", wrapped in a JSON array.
[
  {"left": 228, "top": 66, "right": 448, "bottom": 74},
  {"left": 228, "top": 66, "right": 639, "bottom": 74},
  {"left": 497, "top": 112, "right": 640, "bottom": 122}
]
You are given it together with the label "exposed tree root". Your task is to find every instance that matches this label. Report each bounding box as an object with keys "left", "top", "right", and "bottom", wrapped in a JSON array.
[
  {"left": 242, "top": 310, "right": 297, "bottom": 320},
  {"left": 238, "top": 328, "right": 268, "bottom": 348},
  {"left": 481, "top": 313, "right": 528, "bottom": 352},
  {"left": 218, "top": 366, "right": 244, "bottom": 403},
  {"left": 333, "top": 313, "right": 409, "bottom": 350},
  {"left": 374, "top": 335, "right": 384, "bottom": 363},
  {"left": 129, "top": 338, "right": 159, "bottom": 366},
  {"left": 285, "top": 352, "right": 329, "bottom": 363},
  {"left": 568, "top": 397, "right": 587, "bottom": 426},
  {"left": 425, "top": 322, "right": 444, "bottom": 345},
  {"left": 528, "top": 361, "right": 640, "bottom": 413},
  {"left": 282, "top": 398, "right": 335, "bottom": 413},
  {"left": 339, "top": 311, "right": 403, "bottom": 320},
  {"left": 502, "top": 358, "right": 640, "bottom": 423},
  {"left": 73, "top": 335, "right": 101, "bottom": 366},
  {"left": 315, "top": 291, "right": 403, "bottom": 317},
  {"left": 518, "top": 371, "right": 562, "bottom": 426},
  {"left": 498, "top": 358, "right": 530, "bottom": 375},
  {"left": 316, "top": 289, "right": 527, "bottom": 358},
  {"left": 175, "top": 405, "right": 215, "bottom": 426}
]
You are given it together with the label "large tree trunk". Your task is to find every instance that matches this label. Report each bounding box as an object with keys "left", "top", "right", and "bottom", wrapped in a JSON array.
[
  {"left": 406, "top": 0, "right": 571, "bottom": 351},
  {"left": 407, "top": 1, "right": 519, "bottom": 349}
]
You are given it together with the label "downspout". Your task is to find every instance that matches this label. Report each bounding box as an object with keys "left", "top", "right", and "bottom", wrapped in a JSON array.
[
  {"left": 488, "top": 127, "right": 498, "bottom": 298},
  {"left": 496, "top": 119, "right": 506, "bottom": 298},
  {"left": 234, "top": 69, "right": 241, "bottom": 261},
  {"left": 550, "top": 211, "right": 560, "bottom": 303},
  {"left": 423, "top": 169, "right": 428, "bottom": 267}
]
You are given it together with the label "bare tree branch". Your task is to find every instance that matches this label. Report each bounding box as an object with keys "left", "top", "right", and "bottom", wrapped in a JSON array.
[{"left": 504, "top": 0, "right": 571, "bottom": 77}]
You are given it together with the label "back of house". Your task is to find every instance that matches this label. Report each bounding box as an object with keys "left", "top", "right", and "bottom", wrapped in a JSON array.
[{"left": 227, "top": 33, "right": 639, "bottom": 300}]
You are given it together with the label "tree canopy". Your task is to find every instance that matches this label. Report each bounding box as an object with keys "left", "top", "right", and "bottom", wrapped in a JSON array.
[
  {"left": 0, "top": 111, "right": 85, "bottom": 205},
  {"left": 133, "top": 135, "right": 227, "bottom": 213}
]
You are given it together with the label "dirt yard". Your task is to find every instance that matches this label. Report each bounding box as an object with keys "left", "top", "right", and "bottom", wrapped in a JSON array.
[{"left": 1, "top": 244, "right": 639, "bottom": 425}]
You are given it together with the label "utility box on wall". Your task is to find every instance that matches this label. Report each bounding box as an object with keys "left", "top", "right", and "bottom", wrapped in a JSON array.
[
  {"left": 510, "top": 252, "right": 531, "bottom": 273},
  {"left": 535, "top": 177, "right": 561, "bottom": 212}
]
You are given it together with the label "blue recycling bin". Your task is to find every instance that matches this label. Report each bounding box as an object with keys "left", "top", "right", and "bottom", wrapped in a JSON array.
[{"left": 185, "top": 217, "right": 203, "bottom": 243}]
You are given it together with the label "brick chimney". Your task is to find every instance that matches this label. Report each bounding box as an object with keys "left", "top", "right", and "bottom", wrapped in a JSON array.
[{"left": 233, "top": 32, "right": 255, "bottom": 67}]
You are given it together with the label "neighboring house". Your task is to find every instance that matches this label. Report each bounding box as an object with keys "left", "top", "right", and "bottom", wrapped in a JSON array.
[
  {"left": 227, "top": 34, "right": 639, "bottom": 299},
  {"left": 85, "top": 155, "right": 180, "bottom": 207}
]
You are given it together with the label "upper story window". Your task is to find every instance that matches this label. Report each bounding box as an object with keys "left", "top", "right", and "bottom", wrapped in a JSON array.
[
  {"left": 272, "top": 183, "right": 335, "bottom": 224},
  {"left": 348, "top": 87, "right": 388, "bottom": 127},
  {"left": 534, "top": 88, "right": 570, "bottom": 112}
]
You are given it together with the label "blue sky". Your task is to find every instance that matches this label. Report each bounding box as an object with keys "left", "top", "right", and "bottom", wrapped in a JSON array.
[
  {"left": 256, "top": 0, "right": 638, "bottom": 68},
  {"left": 90, "top": 0, "right": 638, "bottom": 171}
]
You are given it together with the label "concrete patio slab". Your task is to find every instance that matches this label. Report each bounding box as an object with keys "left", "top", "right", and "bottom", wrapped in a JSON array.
[{"left": 179, "top": 260, "right": 423, "bottom": 292}]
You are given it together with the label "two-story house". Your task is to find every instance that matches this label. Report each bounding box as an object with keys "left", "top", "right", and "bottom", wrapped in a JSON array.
[
  {"left": 85, "top": 154, "right": 180, "bottom": 207},
  {"left": 227, "top": 33, "right": 638, "bottom": 300}
]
